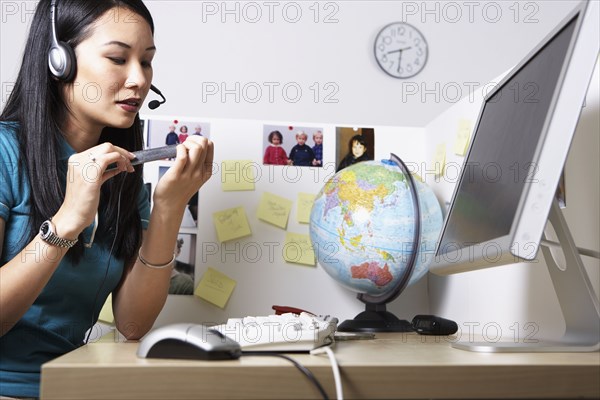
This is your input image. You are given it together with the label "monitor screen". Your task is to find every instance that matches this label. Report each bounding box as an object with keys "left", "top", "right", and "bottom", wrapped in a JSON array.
[
  {"left": 437, "top": 17, "right": 577, "bottom": 254},
  {"left": 432, "top": 0, "right": 598, "bottom": 274}
]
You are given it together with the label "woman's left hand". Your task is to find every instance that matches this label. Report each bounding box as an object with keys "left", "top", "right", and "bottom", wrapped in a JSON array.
[{"left": 152, "top": 136, "right": 214, "bottom": 209}]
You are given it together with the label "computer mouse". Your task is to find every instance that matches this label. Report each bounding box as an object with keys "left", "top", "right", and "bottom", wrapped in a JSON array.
[{"left": 137, "top": 323, "right": 242, "bottom": 360}]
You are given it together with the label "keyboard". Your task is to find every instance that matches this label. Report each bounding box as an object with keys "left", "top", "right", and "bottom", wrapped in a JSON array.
[{"left": 210, "top": 312, "right": 338, "bottom": 352}]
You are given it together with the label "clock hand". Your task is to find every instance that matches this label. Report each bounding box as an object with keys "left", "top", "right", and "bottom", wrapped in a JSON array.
[
  {"left": 386, "top": 46, "right": 412, "bottom": 55},
  {"left": 397, "top": 51, "right": 403, "bottom": 73}
]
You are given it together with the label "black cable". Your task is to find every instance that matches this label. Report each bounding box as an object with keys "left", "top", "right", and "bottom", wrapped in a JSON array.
[
  {"left": 84, "top": 174, "right": 127, "bottom": 344},
  {"left": 241, "top": 352, "right": 329, "bottom": 400}
]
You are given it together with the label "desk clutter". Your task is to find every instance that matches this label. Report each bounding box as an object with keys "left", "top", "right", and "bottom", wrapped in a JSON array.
[
  {"left": 137, "top": 306, "right": 458, "bottom": 362},
  {"left": 137, "top": 312, "right": 338, "bottom": 359}
]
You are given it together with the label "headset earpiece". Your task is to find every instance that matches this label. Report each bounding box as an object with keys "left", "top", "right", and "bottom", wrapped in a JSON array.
[
  {"left": 48, "top": 0, "right": 76, "bottom": 81},
  {"left": 48, "top": 41, "right": 76, "bottom": 81}
]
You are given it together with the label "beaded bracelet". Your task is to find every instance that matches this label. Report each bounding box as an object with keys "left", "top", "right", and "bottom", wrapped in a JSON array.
[{"left": 138, "top": 249, "right": 176, "bottom": 269}]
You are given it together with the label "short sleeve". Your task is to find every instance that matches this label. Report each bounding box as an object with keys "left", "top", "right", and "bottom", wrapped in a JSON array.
[
  {"left": 137, "top": 181, "right": 151, "bottom": 230},
  {"left": 0, "top": 161, "right": 12, "bottom": 221},
  {"left": 0, "top": 124, "right": 21, "bottom": 221}
]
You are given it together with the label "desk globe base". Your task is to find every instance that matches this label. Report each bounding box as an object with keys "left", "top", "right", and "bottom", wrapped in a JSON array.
[{"left": 337, "top": 303, "right": 414, "bottom": 332}]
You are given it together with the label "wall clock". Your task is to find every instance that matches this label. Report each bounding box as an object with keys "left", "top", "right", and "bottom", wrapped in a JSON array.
[{"left": 374, "top": 22, "right": 428, "bottom": 79}]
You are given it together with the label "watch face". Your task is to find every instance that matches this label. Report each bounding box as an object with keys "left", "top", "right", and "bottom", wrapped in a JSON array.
[
  {"left": 374, "top": 22, "right": 428, "bottom": 79},
  {"left": 40, "top": 220, "right": 51, "bottom": 238}
]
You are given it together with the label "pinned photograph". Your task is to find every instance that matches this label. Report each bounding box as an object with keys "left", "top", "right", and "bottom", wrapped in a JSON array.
[
  {"left": 336, "top": 127, "right": 375, "bottom": 172},
  {"left": 263, "top": 124, "right": 324, "bottom": 167},
  {"left": 146, "top": 118, "right": 211, "bottom": 150},
  {"left": 169, "top": 234, "right": 196, "bottom": 296}
]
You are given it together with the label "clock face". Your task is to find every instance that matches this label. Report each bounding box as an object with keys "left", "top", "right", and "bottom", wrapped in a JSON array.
[{"left": 374, "top": 22, "right": 428, "bottom": 79}]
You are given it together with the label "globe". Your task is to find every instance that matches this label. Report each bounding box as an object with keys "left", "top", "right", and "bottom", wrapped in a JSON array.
[{"left": 309, "top": 156, "right": 443, "bottom": 331}]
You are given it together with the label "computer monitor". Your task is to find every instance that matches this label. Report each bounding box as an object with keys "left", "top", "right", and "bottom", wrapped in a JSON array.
[{"left": 430, "top": 0, "right": 599, "bottom": 352}]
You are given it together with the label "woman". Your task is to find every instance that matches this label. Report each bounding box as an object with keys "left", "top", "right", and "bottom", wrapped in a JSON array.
[{"left": 0, "top": 1, "right": 213, "bottom": 398}]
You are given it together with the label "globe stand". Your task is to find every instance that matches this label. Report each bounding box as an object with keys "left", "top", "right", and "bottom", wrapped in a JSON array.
[
  {"left": 337, "top": 154, "right": 422, "bottom": 333},
  {"left": 337, "top": 303, "right": 414, "bottom": 332}
]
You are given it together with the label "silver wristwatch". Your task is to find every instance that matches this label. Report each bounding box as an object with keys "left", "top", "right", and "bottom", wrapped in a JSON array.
[{"left": 39, "top": 219, "right": 78, "bottom": 248}]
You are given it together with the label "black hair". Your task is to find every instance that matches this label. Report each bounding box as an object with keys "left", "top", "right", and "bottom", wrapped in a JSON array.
[
  {"left": 349, "top": 134, "right": 367, "bottom": 152},
  {"left": 0, "top": 0, "right": 154, "bottom": 263},
  {"left": 268, "top": 130, "right": 283, "bottom": 144}
]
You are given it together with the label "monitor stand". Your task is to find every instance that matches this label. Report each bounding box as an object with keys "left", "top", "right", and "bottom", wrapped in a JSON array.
[{"left": 453, "top": 199, "right": 600, "bottom": 352}]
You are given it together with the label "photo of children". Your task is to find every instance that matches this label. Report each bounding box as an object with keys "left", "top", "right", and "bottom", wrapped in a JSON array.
[
  {"left": 169, "top": 235, "right": 196, "bottom": 296},
  {"left": 262, "top": 124, "right": 324, "bottom": 167},
  {"left": 336, "top": 127, "right": 375, "bottom": 172},
  {"left": 146, "top": 118, "right": 211, "bottom": 149}
]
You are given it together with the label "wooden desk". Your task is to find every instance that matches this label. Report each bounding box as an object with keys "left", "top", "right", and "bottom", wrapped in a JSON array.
[{"left": 40, "top": 332, "right": 600, "bottom": 399}]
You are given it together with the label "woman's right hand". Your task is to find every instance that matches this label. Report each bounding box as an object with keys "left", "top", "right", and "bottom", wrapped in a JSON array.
[{"left": 51, "top": 142, "right": 135, "bottom": 240}]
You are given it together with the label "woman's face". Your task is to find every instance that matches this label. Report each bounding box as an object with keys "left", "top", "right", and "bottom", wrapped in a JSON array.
[
  {"left": 352, "top": 140, "right": 366, "bottom": 158},
  {"left": 63, "top": 7, "right": 155, "bottom": 134}
]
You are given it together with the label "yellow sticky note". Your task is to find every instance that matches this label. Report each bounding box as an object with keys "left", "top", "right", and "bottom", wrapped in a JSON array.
[
  {"left": 257, "top": 192, "right": 292, "bottom": 229},
  {"left": 433, "top": 143, "right": 446, "bottom": 177},
  {"left": 213, "top": 206, "right": 252, "bottom": 242},
  {"left": 283, "top": 232, "right": 316, "bottom": 266},
  {"left": 98, "top": 293, "right": 114, "bottom": 324},
  {"left": 195, "top": 267, "right": 236, "bottom": 309},
  {"left": 221, "top": 160, "right": 256, "bottom": 191},
  {"left": 454, "top": 119, "right": 472, "bottom": 156},
  {"left": 297, "top": 193, "right": 316, "bottom": 224}
]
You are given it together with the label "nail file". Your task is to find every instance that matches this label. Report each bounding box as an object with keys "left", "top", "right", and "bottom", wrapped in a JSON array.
[
  {"left": 107, "top": 145, "right": 178, "bottom": 171},
  {"left": 131, "top": 145, "right": 178, "bottom": 166}
]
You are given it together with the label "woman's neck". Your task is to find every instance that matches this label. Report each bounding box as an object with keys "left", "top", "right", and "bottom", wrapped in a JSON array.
[{"left": 62, "top": 117, "right": 103, "bottom": 153}]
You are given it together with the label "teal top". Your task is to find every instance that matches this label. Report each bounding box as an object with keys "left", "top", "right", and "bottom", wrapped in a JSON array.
[{"left": 0, "top": 122, "right": 150, "bottom": 398}]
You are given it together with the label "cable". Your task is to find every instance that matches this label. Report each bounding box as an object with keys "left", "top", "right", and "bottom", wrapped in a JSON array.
[
  {"left": 242, "top": 352, "right": 329, "bottom": 400},
  {"left": 84, "top": 175, "right": 127, "bottom": 344},
  {"left": 311, "top": 346, "right": 343, "bottom": 400}
]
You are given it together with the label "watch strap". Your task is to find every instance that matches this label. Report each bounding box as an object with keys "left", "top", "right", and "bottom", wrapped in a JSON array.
[{"left": 40, "top": 219, "right": 78, "bottom": 248}]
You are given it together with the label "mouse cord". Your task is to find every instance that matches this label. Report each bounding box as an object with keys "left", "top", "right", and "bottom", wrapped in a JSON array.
[
  {"left": 84, "top": 175, "right": 126, "bottom": 345},
  {"left": 241, "top": 352, "right": 329, "bottom": 400},
  {"left": 311, "top": 345, "right": 343, "bottom": 400}
]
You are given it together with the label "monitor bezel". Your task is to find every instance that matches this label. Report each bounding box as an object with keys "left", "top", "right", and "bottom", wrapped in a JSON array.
[{"left": 431, "top": 0, "right": 598, "bottom": 275}]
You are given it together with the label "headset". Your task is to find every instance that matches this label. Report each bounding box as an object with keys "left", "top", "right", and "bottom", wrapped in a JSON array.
[
  {"left": 48, "top": 0, "right": 166, "bottom": 107},
  {"left": 48, "top": 0, "right": 76, "bottom": 81}
]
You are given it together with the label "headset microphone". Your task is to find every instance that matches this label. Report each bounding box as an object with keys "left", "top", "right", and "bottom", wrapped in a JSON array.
[{"left": 148, "top": 85, "right": 166, "bottom": 109}]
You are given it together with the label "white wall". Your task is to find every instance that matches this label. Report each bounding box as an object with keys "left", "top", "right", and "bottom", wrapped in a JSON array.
[
  {"left": 426, "top": 60, "right": 600, "bottom": 340},
  {"left": 1, "top": 1, "right": 580, "bottom": 126}
]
